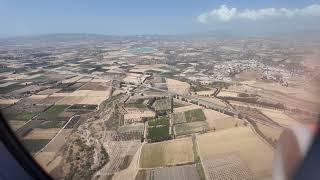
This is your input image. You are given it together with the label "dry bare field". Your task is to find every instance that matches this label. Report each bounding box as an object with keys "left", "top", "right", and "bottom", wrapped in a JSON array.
[
  {"left": 203, "top": 109, "right": 243, "bottom": 130},
  {"left": 42, "top": 129, "right": 73, "bottom": 152},
  {"left": 197, "top": 127, "right": 274, "bottom": 179},
  {"left": 34, "top": 152, "right": 62, "bottom": 173},
  {"left": 140, "top": 137, "right": 194, "bottom": 168},
  {"left": 55, "top": 90, "right": 111, "bottom": 105},
  {"left": 77, "top": 77, "right": 93, "bottom": 83},
  {"left": 249, "top": 81, "right": 320, "bottom": 110},
  {"left": 256, "top": 123, "right": 283, "bottom": 141},
  {"left": 166, "top": 78, "right": 190, "bottom": 95},
  {"left": 260, "top": 109, "right": 300, "bottom": 127},
  {"left": 196, "top": 96, "right": 227, "bottom": 108},
  {"left": 79, "top": 96, "right": 107, "bottom": 105},
  {"left": 174, "top": 105, "right": 201, "bottom": 113},
  {"left": 91, "top": 78, "right": 111, "bottom": 83},
  {"left": 301, "top": 49, "right": 320, "bottom": 68},
  {"left": 0, "top": 98, "right": 21, "bottom": 104},
  {"left": 217, "top": 91, "right": 239, "bottom": 97},
  {"left": 234, "top": 70, "right": 261, "bottom": 81},
  {"left": 8, "top": 120, "right": 26, "bottom": 130},
  {"left": 71, "top": 90, "right": 110, "bottom": 97},
  {"left": 23, "top": 128, "right": 60, "bottom": 140},
  {"left": 56, "top": 96, "right": 86, "bottom": 105}
]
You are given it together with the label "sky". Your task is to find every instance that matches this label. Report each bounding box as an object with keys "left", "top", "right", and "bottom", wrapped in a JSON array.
[{"left": 1, "top": 0, "right": 320, "bottom": 37}]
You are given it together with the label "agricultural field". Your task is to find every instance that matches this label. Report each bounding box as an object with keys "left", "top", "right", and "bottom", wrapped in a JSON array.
[
  {"left": 36, "top": 105, "right": 70, "bottom": 121},
  {"left": 136, "top": 164, "right": 201, "bottom": 180},
  {"left": 197, "top": 127, "right": 274, "bottom": 180},
  {"left": 217, "top": 91, "right": 239, "bottom": 97},
  {"left": 2, "top": 103, "right": 50, "bottom": 121},
  {"left": 203, "top": 109, "right": 244, "bottom": 130},
  {"left": 260, "top": 108, "right": 300, "bottom": 127},
  {"left": 34, "top": 152, "right": 62, "bottom": 174},
  {"left": 68, "top": 104, "right": 97, "bottom": 111},
  {"left": 184, "top": 109, "right": 206, "bottom": 122},
  {"left": 21, "top": 139, "right": 50, "bottom": 154},
  {"left": 171, "top": 112, "right": 187, "bottom": 124},
  {"left": 56, "top": 96, "right": 86, "bottom": 105},
  {"left": 56, "top": 89, "right": 111, "bottom": 105},
  {"left": 166, "top": 78, "right": 190, "bottom": 95},
  {"left": 118, "top": 123, "right": 144, "bottom": 134},
  {"left": 126, "top": 98, "right": 148, "bottom": 108},
  {"left": 256, "top": 123, "right": 283, "bottom": 143},
  {"left": 174, "top": 105, "right": 201, "bottom": 113},
  {"left": 79, "top": 82, "right": 111, "bottom": 90},
  {"left": 99, "top": 140, "right": 142, "bottom": 175},
  {"left": 0, "top": 83, "right": 25, "bottom": 94},
  {"left": 0, "top": 98, "right": 21, "bottom": 105},
  {"left": 58, "top": 82, "right": 84, "bottom": 93},
  {"left": 42, "top": 129, "right": 73, "bottom": 152},
  {"left": 174, "top": 121, "right": 209, "bottom": 136},
  {"left": 148, "top": 116, "right": 170, "bottom": 126},
  {"left": 8, "top": 120, "right": 26, "bottom": 130},
  {"left": 23, "top": 128, "right": 60, "bottom": 140},
  {"left": 139, "top": 137, "right": 194, "bottom": 168},
  {"left": 147, "top": 116, "right": 170, "bottom": 142},
  {"left": 37, "top": 88, "right": 61, "bottom": 95}
]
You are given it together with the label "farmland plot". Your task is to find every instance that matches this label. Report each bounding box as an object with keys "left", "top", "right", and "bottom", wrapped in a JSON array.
[
  {"left": 37, "top": 88, "right": 61, "bottom": 95},
  {"left": 203, "top": 109, "right": 243, "bottom": 130},
  {"left": 8, "top": 120, "right": 26, "bottom": 130},
  {"left": 260, "top": 109, "right": 300, "bottom": 127},
  {"left": 174, "top": 105, "right": 201, "bottom": 113},
  {"left": 166, "top": 78, "right": 190, "bottom": 95},
  {"left": 151, "top": 164, "right": 200, "bottom": 180},
  {"left": 37, "top": 105, "right": 70, "bottom": 121},
  {"left": 140, "top": 137, "right": 194, "bottom": 168},
  {"left": 79, "top": 82, "right": 111, "bottom": 90},
  {"left": 202, "top": 152, "right": 254, "bottom": 180},
  {"left": 174, "top": 121, "right": 209, "bottom": 136},
  {"left": 171, "top": 112, "right": 187, "bottom": 124},
  {"left": 23, "top": 128, "right": 60, "bottom": 140},
  {"left": 197, "top": 127, "right": 274, "bottom": 179},
  {"left": 184, "top": 109, "right": 206, "bottom": 122},
  {"left": 99, "top": 139, "right": 142, "bottom": 175},
  {"left": 42, "top": 129, "right": 73, "bottom": 152}
]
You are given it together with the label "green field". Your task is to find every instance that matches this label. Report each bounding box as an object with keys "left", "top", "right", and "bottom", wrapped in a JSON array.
[
  {"left": 192, "top": 85, "right": 211, "bottom": 92},
  {"left": 148, "top": 126, "right": 170, "bottom": 142},
  {"left": 21, "top": 139, "right": 50, "bottom": 154},
  {"left": 37, "top": 105, "right": 70, "bottom": 121},
  {"left": 14, "top": 112, "right": 39, "bottom": 120},
  {"left": 173, "top": 102, "right": 187, "bottom": 108},
  {"left": 38, "top": 120, "right": 66, "bottom": 129},
  {"left": 148, "top": 116, "right": 169, "bottom": 127},
  {"left": 127, "top": 99, "right": 147, "bottom": 108},
  {"left": 0, "top": 83, "right": 25, "bottom": 94},
  {"left": 184, "top": 109, "right": 206, "bottom": 122},
  {"left": 69, "top": 104, "right": 97, "bottom": 110}
]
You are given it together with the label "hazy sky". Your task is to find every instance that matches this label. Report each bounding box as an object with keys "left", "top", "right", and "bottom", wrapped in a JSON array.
[{"left": 1, "top": 0, "right": 320, "bottom": 36}]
